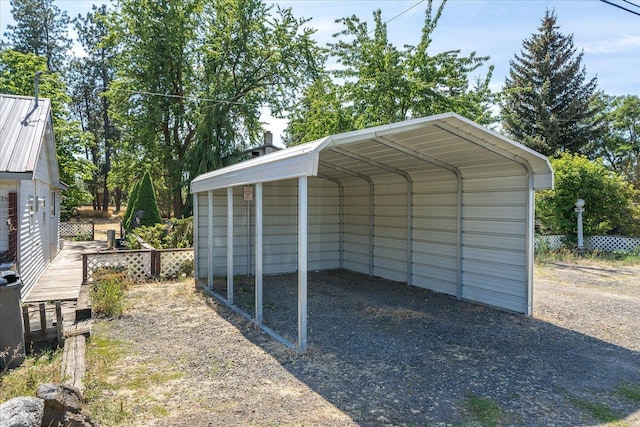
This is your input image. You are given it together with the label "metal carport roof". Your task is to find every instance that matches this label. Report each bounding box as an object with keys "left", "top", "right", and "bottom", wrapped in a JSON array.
[{"left": 191, "top": 113, "right": 553, "bottom": 193}]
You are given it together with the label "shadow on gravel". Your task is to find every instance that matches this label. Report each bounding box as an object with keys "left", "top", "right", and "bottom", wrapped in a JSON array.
[{"left": 202, "top": 270, "right": 640, "bottom": 426}]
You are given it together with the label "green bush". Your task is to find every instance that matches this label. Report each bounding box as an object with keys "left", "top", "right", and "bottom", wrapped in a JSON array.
[
  {"left": 536, "top": 153, "right": 640, "bottom": 239},
  {"left": 125, "top": 217, "right": 193, "bottom": 250},
  {"left": 90, "top": 269, "right": 131, "bottom": 317}
]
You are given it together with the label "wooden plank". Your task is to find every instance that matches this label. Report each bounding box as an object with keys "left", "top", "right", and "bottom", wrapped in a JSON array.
[
  {"left": 24, "top": 240, "right": 106, "bottom": 303},
  {"left": 61, "top": 335, "right": 86, "bottom": 393}
]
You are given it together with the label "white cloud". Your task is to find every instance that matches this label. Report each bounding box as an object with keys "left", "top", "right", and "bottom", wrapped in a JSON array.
[{"left": 580, "top": 34, "right": 640, "bottom": 54}]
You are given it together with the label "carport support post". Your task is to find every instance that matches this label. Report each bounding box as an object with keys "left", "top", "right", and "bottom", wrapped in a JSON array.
[
  {"left": 255, "top": 183, "right": 263, "bottom": 323},
  {"left": 227, "top": 187, "right": 234, "bottom": 305},
  {"left": 208, "top": 191, "right": 214, "bottom": 291},
  {"left": 298, "top": 176, "right": 308, "bottom": 353}
]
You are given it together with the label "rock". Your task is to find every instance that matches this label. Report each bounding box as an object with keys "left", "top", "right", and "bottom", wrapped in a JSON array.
[
  {"left": 36, "top": 384, "right": 96, "bottom": 427},
  {"left": 0, "top": 396, "right": 44, "bottom": 427}
]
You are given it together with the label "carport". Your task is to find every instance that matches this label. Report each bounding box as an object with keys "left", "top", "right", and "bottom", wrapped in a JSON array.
[{"left": 190, "top": 113, "right": 553, "bottom": 352}]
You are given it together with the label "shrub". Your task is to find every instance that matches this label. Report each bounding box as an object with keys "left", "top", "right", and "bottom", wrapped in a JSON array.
[
  {"left": 90, "top": 268, "right": 131, "bottom": 317},
  {"left": 536, "top": 153, "right": 640, "bottom": 239},
  {"left": 122, "top": 181, "right": 141, "bottom": 231}
]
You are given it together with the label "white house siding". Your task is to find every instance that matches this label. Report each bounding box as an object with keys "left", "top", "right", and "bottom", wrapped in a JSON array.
[
  {"left": 17, "top": 180, "right": 48, "bottom": 298},
  {"left": 459, "top": 166, "right": 530, "bottom": 313}
]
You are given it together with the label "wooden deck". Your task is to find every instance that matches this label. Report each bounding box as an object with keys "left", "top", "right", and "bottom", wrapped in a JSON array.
[{"left": 24, "top": 240, "right": 105, "bottom": 303}]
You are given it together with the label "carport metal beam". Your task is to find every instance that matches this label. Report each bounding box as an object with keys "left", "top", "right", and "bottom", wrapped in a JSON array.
[
  {"left": 372, "top": 136, "right": 464, "bottom": 298},
  {"left": 332, "top": 147, "right": 414, "bottom": 284},
  {"left": 319, "top": 161, "right": 375, "bottom": 276},
  {"left": 255, "top": 182, "right": 263, "bottom": 323},
  {"left": 298, "top": 176, "right": 308, "bottom": 353},
  {"left": 227, "top": 187, "right": 234, "bottom": 305},
  {"left": 208, "top": 190, "right": 214, "bottom": 291}
]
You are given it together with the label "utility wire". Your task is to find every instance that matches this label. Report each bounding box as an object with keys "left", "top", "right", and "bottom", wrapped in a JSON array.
[
  {"left": 621, "top": 0, "right": 640, "bottom": 10},
  {"left": 367, "top": 0, "right": 426, "bottom": 35},
  {"left": 114, "top": 88, "right": 262, "bottom": 107},
  {"left": 599, "top": 0, "right": 640, "bottom": 16}
]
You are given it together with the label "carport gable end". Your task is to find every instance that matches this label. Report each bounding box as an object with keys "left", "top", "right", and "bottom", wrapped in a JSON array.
[{"left": 190, "top": 112, "right": 553, "bottom": 352}]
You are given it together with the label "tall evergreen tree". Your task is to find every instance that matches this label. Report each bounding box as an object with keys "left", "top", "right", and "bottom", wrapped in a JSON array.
[
  {"left": 4, "top": 0, "right": 71, "bottom": 72},
  {"left": 127, "top": 171, "right": 162, "bottom": 230},
  {"left": 500, "top": 10, "right": 603, "bottom": 156}
]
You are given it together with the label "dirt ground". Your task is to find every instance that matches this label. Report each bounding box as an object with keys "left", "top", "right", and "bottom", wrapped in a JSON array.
[{"left": 88, "top": 260, "right": 640, "bottom": 426}]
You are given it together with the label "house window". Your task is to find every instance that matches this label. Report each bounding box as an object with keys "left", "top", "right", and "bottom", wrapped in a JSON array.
[{"left": 51, "top": 191, "right": 56, "bottom": 216}]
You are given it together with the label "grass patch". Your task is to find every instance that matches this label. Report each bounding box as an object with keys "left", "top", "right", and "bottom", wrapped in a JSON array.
[
  {"left": 90, "top": 268, "right": 133, "bottom": 317},
  {"left": 616, "top": 382, "right": 640, "bottom": 402},
  {"left": 535, "top": 248, "right": 640, "bottom": 266},
  {"left": 569, "top": 396, "right": 620, "bottom": 424},
  {"left": 0, "top": 349, "right": 62, "bottom": 402},
  {"left": 463, "top": 394, "right": 504, "bottom": 427},
  {"left": 84, "top": 321, "right": 184, "bottom": 426}
]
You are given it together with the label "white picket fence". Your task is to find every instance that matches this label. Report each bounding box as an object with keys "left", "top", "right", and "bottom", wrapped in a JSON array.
[{"left": 535, "top": 235, "right": 640, "bottom": 253}]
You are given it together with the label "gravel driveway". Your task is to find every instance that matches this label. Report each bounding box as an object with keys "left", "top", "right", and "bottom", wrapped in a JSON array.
[{"left": 91, "top": 261, "right": 640, "bottom": 426}]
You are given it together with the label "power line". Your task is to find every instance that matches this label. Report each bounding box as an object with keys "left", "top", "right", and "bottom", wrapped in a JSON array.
[
  {"left": 599, "top": 0, "right": 640, "bottom": 16},
  {"left": 367, "top": 0, "right": 426, "bottom": 35},
  {"left": 114, "top": 88, "right": 262, "bottom": 107},
  {"left": 621, "top": 0, "right": 640, "bottom": 10}
]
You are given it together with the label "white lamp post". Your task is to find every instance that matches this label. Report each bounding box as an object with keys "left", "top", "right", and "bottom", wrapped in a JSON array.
[{"left": 574, "top": 198, "right": 585, "bottom": 252}]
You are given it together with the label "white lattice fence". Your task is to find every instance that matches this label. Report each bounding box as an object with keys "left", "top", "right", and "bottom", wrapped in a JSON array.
[
  {"left": 587, "top": 236, "right": 640, "bottom": 253},
  {"left": 159, "top": 249, "right": 194, "bottom": 278},
  {"left": 59, "top": 222, "right": 94, "bottom": 239},
  {"left": 535, "top": 235, "right": 640, "bottom": 253},
  {"left": 84, "top": 250, "right": 152, "bottom": 282},
  {"left": 535, "top": 235, "right": 565, "bottom": 251}
]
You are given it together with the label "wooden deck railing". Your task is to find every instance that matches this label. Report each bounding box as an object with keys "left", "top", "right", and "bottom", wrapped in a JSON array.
[{"left": 22, "top": 302, "right": 63, "bottom": 352}]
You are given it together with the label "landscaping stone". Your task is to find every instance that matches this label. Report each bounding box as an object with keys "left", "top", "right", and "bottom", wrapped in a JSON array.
[
  {"left": 0, "top": 396, "right": 44, "bottom": 427},
  {"left": 36, "top": 383, "right": 95, "bottom": 427}
]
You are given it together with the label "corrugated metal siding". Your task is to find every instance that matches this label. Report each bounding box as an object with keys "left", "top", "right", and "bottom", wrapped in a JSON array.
[
  {"left": 460, "top": 171, "right": 529, "bottom": 313},
  {"left": 196, "top": 178, "right": 341, "bottom": 278},
  {"left": 0, "top": 95, "right": 50, "bottom": 175},
  {"left": 372, "top": 175, "right": 408, "bottom": 281},
  {"left": 411, "top": 176, "right": 459, "bottom": 295},
  {"left": 342, "top": 178, "right": 371, "bottom": 275}
]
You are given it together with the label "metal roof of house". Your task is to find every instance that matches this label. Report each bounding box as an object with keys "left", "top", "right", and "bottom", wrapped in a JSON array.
[
  {"left": 191, "top": 112, "right": 553, "bottom": 193},
  {"left": 0, "top": 94, "right": 56, "bottom": 181}
]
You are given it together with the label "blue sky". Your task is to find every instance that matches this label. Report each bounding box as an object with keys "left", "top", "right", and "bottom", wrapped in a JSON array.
[{"left": 1, "top": 0, "right": 639, "bottom": 142}]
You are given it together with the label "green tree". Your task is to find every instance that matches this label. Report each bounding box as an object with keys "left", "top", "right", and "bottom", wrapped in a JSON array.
[
  {"left": 3, "top": 0, "right": 71, "bottom": 72},
  {"left": 589, "top": 94, "right": 640, "bottom": 189},
  {"left": 501, "top": 10, "right": 603, "bottom": 156},
  {"left": 285, "top": 0, "right": 494, "bottom": 145},
  {"left": 536, "top": 153, "right": 640, "bottom": 238},
  {"left": 108, "top": 0, "right": 205, "bottom": 219},
  {"left": 69, "top": 5, "right": 119, "bottom": 212},
  {"left": 284, "top": 75, "right": 354, "bottom": 144},
  {"left": 127, "top": 171, "right": 162, "bottom": 230},
  {"left": 185, "top": 0, "right": 321, "bottom": 213}
]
